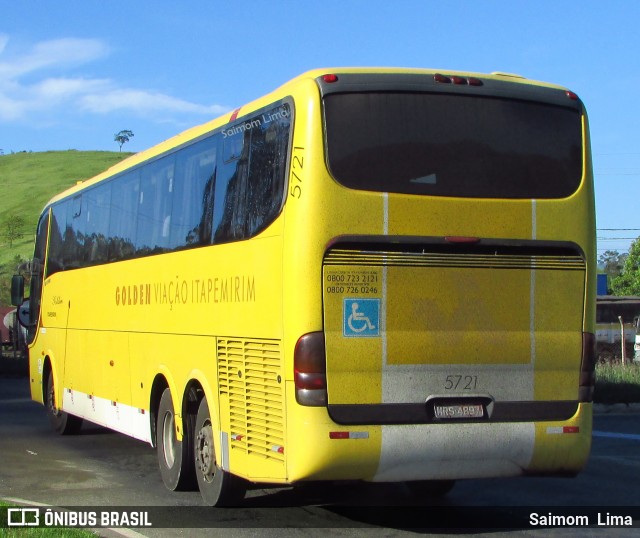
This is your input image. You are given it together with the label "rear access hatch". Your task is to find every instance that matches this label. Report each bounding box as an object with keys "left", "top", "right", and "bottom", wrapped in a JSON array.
[{"left": 322, "top": 240, "right": 586, "bottom": 425}]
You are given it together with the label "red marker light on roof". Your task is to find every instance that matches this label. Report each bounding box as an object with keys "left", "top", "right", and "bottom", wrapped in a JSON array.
[
  {"left": 468, "top": 77, "right": 483, "bottom": 86},
  {"left": 566, "top": 90, "right": 579, "bottom": 101},
  {"left": 434, "top": 73, "right": 451, "bottom": 84},
  {"left": 322, "top": 74, "right": 339, "bottom": 83},
  {"left": 451, "top": 76, "right": 466, "bottom": 85}
]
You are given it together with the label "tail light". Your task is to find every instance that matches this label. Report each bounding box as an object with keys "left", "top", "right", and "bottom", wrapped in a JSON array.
[
  {"left": 294, "top": 332, "right": 327, "bottom": 406},
  {"left": 579, "top": 332, "right": 596, "bottom": 402},
  {"left": 444, "top": 236, "right": 481, "bottom": 244}
]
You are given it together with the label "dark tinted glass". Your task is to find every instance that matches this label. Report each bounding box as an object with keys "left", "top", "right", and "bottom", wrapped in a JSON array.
[
  {"left": 324, "top": 92, "right": 582, "bottom": 198},
  {"left": 108, "top": 172, "right": 139, "bottom": 261},
  {"left": 83, "top": 183, "right": 111, "bottom": 264},
  {"left": 49, "top": 199, "right": 79, "bottom": 271},
  {"left": 245, "top": 105, "right": 291, "bottom": 236},
  {"left": 170, "top": 137, "right": 216, "bottom": 249},
  {"left": 44, "top": 100, "right": 291, "bottom": 272},
  {"left": 47, "top": 202, "right": 67, "bottom": 275},
  {"left": 28, "top": 212, "right": 49, "bottom": 341},
  {"left": 67, "top": 195, "right": 84, "bottom": 269},
  {"left": 214, "top": 103, "right": 291, "bottom": 242},
  {"left": 137, "top": 157, "right": 174, "bottom": 255}
]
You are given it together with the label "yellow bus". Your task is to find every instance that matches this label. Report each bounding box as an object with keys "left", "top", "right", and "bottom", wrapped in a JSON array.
[{"left": 13, "top": 67, "right": 596, "bottom": 506}]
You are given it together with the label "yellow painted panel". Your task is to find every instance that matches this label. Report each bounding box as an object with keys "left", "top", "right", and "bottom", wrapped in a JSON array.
[
  {"left": 284, "top": 388, "right": 382, "bottom": 482},
  {"left": 533, "top": 269, "right": 584, "bottom": 401},
  {"left": 323, "top": 266, "right": 383, "bottom": 404},
  {"left": 387, "top": 266, "right": 531, "bottom": 366},
  {"left": 528, "top": 404, "right": 592, "bottom": 473},
  {"left": 389, "top": 196, "right": 533, "bottom": 240}
]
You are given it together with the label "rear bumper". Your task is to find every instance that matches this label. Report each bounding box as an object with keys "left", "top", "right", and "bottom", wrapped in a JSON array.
[{"left": 286, "top": 401, "right": 592, "bottom": 483}]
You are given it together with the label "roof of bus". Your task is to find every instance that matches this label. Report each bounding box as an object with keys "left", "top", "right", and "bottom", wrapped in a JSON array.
[{"left": 43, "top": 67, "right": 570, "bottom": 208}]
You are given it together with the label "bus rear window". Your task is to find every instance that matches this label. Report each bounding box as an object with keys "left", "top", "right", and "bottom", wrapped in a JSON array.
[{"left": 324, "top": 92, "right": 582, "bottom": 199}]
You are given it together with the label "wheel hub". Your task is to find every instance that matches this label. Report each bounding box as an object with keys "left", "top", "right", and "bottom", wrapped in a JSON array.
[
  {"left": 196, "top": 423, "right": 214, "bottom": 478},
  {"left": 48, "top": 384, "right": 60, "bottom": 416},
  {"left": 162, "top": 412, "right": 176, "bottom": 467}
]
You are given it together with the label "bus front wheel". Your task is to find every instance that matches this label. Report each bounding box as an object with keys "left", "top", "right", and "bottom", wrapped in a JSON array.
[
  {"left": 157, "top": 388, "right": 195, "bottom": 491},
  {"left": 194, "top": 397, "right": 247, "bottom": 506},
  {"left": 46, "top": 373, "right": 82, "bottom": 435}
]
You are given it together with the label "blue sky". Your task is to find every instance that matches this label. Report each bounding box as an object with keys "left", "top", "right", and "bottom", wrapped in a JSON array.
[{"left": 1, "top": 1, "right": 639, "bottom": 256}]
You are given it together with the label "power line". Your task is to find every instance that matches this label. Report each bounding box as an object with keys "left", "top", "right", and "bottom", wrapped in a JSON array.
[{"left": 594, "top": 150, "right": 640, "bottom": 153}]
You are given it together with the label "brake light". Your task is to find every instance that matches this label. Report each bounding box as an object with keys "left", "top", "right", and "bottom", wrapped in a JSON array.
[
  {"left": 579, "top": 332, "right": 596, "bottom": 402},
  {"left": 445, "top": 236, "right": 480, "bottom": 244},
  {"left": 294, "top": 332, "right": 327, "bottom": 406}
]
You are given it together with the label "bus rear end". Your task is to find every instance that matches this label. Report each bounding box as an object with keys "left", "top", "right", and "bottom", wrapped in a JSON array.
[{"left": 287, "top": 70, "right": 595, "bottom": 486}]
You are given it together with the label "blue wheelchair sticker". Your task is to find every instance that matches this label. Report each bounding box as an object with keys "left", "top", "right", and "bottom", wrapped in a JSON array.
[{"left": 343, "top": 298, "right": 380, "bottom": 337}]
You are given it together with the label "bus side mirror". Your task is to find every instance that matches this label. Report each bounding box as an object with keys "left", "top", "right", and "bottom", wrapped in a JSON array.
[
  {"left": 11, "top": 275, "right": 24, "bottom": 306},
  {"left": 16, "top": 300, "right": 31, "bottom": 328}
]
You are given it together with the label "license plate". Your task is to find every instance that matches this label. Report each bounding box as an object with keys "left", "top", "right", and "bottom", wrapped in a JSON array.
[{"left": 434, "top": 403, "right": 484, "bottom": 419}]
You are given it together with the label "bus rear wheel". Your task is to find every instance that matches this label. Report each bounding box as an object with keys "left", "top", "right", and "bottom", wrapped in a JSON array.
[
  {"left": 46, "top": 373, "right": 82, "bottom": 435},
  {"left": 195, "top": 397, "right": 247, "bottom": 506},
  {"left": 157, "top": 388, "right": 195, "bottom": 491}
]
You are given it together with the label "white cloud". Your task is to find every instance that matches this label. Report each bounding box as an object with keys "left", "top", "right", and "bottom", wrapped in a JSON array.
[
  {"left": 0, "top": 35, "right": 228, "bottom": 124},
  {"left": 35, "top": 77, "right": 112, "bottom": 100},
  {"left": 81, "top": 89, "right": 229, "bottom": 116},
  {"left": 0, "top": 75, "right": 113, "bottom": 121},
  {"left": 0, "top": 37, "right": 110, "bottom": 79}
]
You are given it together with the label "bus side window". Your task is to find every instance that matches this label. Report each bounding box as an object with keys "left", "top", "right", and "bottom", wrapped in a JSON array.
[
  {"left": 213, "top": 102, "right": 291, "bottom": 244},
  {"left": 27, "top": 212, "right": 50, "bottom": 343},
  {"left": 47, "top": 202, "right": 67, "bottom": 275},
  {"left": 214, "top": 127, "right": 249, "bottom": 243},
  {"left": 108, "top": 171, "right": 139, "bottom": 262},
  {"left": 84, "top": 182, "right": 112, "bottom": 265},
  {"left": 137, "top": 156, "right": 175, "bottom": 255},
  {"left": 66, "top": 195, "right": 85, "bottom": 269},
  {"left": 170, "top": 136, "right": 217, "bottom": 249},
  {"left": 245, "top": 102, "right": 291, "bottom": 236}
]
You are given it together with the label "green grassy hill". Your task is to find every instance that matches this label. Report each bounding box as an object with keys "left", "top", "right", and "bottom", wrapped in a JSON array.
[{"left": 0, "top": 151, "right": 132, "bottom": 304}]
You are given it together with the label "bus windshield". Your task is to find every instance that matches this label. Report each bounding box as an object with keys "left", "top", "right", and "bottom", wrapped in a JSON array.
[{"left": 324, "top": 92, "right": 582, "bottom": 199}]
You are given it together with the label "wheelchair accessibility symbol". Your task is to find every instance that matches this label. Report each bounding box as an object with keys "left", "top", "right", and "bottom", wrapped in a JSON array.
[{"left": 343, "top": 298, "right": 380, "bottom": 337}]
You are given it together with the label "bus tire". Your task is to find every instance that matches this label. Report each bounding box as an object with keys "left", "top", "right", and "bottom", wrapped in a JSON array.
[
  {"left": 46, "top": 372, "right": 82, "bottom": 435},
  {"left": 194, "top": 396, "right": 247, "bottom": 506},
  {"left": 157, "top": 388, "right": 195, "bottom": 491},
  {"left": 405, "top": 479, "right": 455, "bottom": 498}
]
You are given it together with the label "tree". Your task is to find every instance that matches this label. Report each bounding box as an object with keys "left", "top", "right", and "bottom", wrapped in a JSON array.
[
  {"left": 598, "top": 250, "right": 627, "bottom": 280},
  {"left": 610, "top": 238, "right": 640, "bottom": 296},
  {"left": 2, "top": 215, "right": 25, "bottom": 248},
  {"left": 114, "top": 130, "right": 134, "bottom": 152}
]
